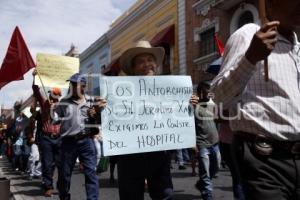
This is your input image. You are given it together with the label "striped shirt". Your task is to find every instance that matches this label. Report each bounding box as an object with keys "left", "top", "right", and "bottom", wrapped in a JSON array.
[{"left": 211, "top": 23, "right": 300, "bottom": 141}]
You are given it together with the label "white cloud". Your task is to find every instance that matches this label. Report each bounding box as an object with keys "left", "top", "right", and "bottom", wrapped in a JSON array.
[{"left": 0, "top": 0, "right": 136, "bottom": 108}]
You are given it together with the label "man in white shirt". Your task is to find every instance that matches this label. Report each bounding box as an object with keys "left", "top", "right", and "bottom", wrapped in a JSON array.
[{"left": 211, "top": 0, "right": 300, "bottom": 199}]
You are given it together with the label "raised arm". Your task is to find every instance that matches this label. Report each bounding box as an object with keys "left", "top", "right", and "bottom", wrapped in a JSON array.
[
  {"left": 32, "top": 69, "right": 46, "bottom": 106},
  {"left": 210, "top": 22, "right": 279, "bottom": 109}
]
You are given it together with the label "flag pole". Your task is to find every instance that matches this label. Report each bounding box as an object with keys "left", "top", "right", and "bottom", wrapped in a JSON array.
[
  {"left": 259, "top": 0, "right": 269, "bottom": 82},
  {"left": 36, "top": 69, "right": 50, "bottom": 102}
]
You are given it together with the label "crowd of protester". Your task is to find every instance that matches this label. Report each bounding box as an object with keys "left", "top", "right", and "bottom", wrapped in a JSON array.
[
  {"left": 1, "top": 1, "right": 299, "bottom": 199},
  {"left": 0, "top": 67, "right": 241, "bottom": 200},
  {"left": 0, "top": 41, "right": 244, "bottom": 200}
]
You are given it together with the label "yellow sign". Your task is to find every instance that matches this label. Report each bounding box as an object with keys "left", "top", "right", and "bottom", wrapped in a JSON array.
[{"left": 36, "top": 53, "right": 79, "bottom": 88}]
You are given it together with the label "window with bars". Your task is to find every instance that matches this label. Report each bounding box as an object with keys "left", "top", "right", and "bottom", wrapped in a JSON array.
[{"left": 199, "top": 27, "right": 216, "bottom": 57}]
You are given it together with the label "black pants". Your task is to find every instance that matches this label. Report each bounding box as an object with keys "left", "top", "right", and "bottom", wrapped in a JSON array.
[
  {"left": 220, "top": 142, "right": 245, "bottom": 200},
  {"left": 233, "top": 134, "right": 300, "bottom": 200},
  {"left": 117, "top": 151, "right": 173, "bottom": 200}
]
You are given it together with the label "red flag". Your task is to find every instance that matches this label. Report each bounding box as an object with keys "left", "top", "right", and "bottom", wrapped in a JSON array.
[
  {"left": 0, "top": 26, "right": 35, "bottom": 90},
  {"left": 215, "top": 33, "right": 224, "bottom": 56}
]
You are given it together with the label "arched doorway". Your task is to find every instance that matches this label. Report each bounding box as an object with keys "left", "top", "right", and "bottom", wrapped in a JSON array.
[{"left": 230, "top": 3, "right": 259, "bottom": 34}]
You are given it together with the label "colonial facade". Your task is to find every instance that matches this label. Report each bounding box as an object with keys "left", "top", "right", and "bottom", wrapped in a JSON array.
[
  {"left": 79, "top": 35, "right": 110, "bottom": 95},
  {"left": 186, "top": 0, "right": 260, "bottom": 84},
  {"left": 79, "top": 0, "right": 262, "bottom": 88},
  {"left": 106, "top": 0, "right": 180, "bottom": 75}
]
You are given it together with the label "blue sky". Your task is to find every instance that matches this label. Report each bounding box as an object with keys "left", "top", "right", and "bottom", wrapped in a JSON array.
[{"left": 0, "top": 0, "right": 136, "bottom": 108}]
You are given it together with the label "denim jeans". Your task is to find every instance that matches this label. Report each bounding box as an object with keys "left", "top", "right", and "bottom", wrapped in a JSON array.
[
  {"left": 197, "top": 144, "right": 221, "bottom": 200},
  {"left": 39, "top": 135, "right": 61, "bottom": 190},
  {"left": 94, "top": 138, "right": 103, "bottom": 166},
  {"left": 58, "top": 137, "right": 99, "bottom": 200},
  {"left": 21, "top": 143, "right": 30, "bottom": 172},
  {"left": 176, "top": 148, "right": 190, "bottom": 166},
  {"left": 12, "top": 145, "right": 22, "bottom": 169}
]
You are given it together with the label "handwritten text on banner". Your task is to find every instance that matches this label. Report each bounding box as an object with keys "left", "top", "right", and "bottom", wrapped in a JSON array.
[
  {"left": 100, "top": 76, "right": 196, "bottom": 156},
  {"left": 36, "top": 53, "right": 79, "bottom": 88}
]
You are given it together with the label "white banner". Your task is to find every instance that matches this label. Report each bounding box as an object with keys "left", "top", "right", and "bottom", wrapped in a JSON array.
[{"left": 100, "top": 76, "right": 196, "bottom": 156}]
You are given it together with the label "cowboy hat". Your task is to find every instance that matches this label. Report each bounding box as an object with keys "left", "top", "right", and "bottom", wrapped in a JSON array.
[{"left": 119, "top": 40, "right": 165, "bottom": 75}]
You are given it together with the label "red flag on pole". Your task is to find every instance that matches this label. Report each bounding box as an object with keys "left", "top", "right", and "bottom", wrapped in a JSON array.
[
  {"left": 215, "top": 33, "right": 224, "bottom": 56},
  {"left": 0, "top": 26, "right": 36, "bottom": 90}
]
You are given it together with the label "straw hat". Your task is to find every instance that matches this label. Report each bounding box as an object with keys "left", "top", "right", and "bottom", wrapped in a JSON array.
[{"left": 119, "top": 40, "right": 165, "bottom": 75}]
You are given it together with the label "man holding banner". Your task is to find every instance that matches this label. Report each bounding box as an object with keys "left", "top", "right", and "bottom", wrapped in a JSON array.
[
  {"left": 32, "top": 70, "right": 61, "bottom": 197},
  {"left": 211, "top": 0, "right": 300, "bottom": 199},
  {"left": 115, "top": 41, "right": 174, "bottom": 200}
]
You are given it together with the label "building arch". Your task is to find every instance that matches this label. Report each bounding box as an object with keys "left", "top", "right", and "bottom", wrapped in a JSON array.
[{"left": 230, "top": 3, "right": 259, "bottom": 34}]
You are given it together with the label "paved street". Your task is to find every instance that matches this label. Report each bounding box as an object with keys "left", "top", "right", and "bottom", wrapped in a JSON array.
[{"left": 0, "top": 157, "right": 233, "bottom": 200}]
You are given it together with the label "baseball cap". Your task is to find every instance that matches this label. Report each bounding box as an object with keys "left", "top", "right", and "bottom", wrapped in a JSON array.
[{"left": 66, "top": 73, "right": 87, "bottom": 84}]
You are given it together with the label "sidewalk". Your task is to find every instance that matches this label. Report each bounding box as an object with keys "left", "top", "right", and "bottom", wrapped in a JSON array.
[
  {"left": 0, "top": 157, "right": 18, "bottom": 200},
  {"left": 0, "top": 156, "right": 103, "bottom": 200},
  {"left": 0, "top": 156, "right": 61, "bottom": 200}
]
